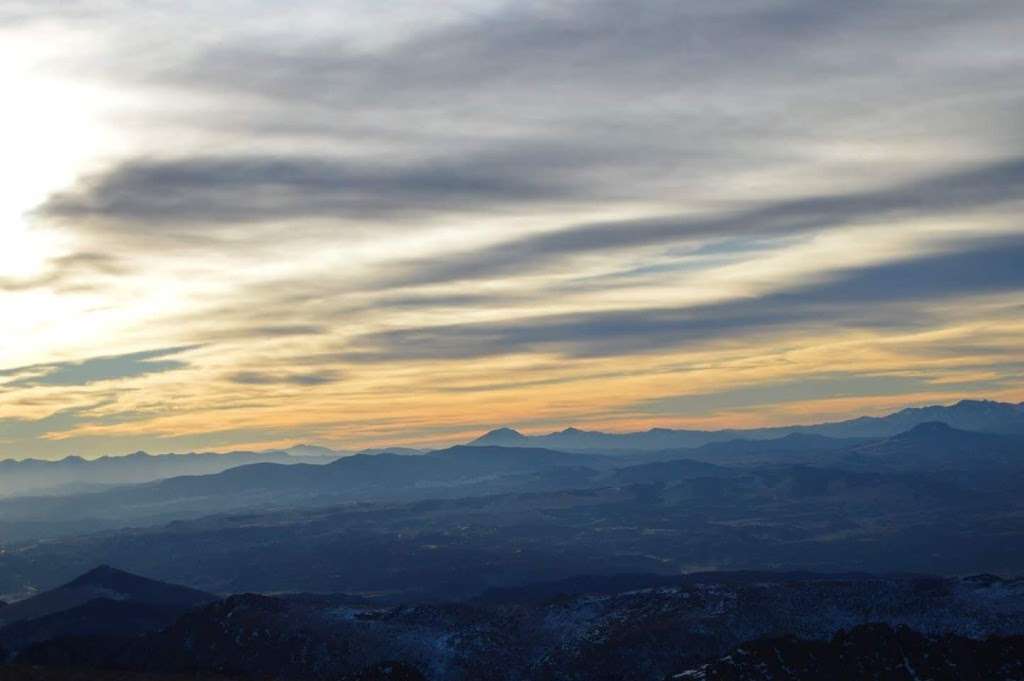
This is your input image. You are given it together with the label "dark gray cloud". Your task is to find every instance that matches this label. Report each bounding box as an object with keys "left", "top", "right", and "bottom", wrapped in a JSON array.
[
  {"left": 1, "top": 346, "right": 199, "bottom": 388},
  {"left": 159, "top": 0, "right": 1024, "bottom": 214},
  {"left": 345, "top": 235, "right": 1024, "bottom": 361},
  {"left": 375, "top": 157, "right": 1024, "bottom": 288},
  {"left": 225, "top": 370, "right": 340, "bottom": 386},
  {"left": 38, "top": 151, "right": 585, "bottom": 234},
  {"left": 249, "top": 324, "right": 329, "bottom": 338},
  {"left": 177, "top": 0, "right": 1015, "bottom": 129},
  {"left": 40, "top": 1, "right": 1024, "bottom": 246},
  {"left": 195, "top": 323, "right": 332, "bottom": 343},
  {"left": 371, "top": 292, "right": 520, "bottom": 310},
  {"left": 0, "top": 406, "right": 88, "bottom": 441}
]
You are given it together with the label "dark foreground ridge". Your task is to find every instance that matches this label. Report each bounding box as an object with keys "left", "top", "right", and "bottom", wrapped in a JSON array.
[
  {"left": 5, "top": 567, "right": 1024, "bottom": 680},
  {"left": 671, "top": 624, "right": 1024, "bottom": 680}
]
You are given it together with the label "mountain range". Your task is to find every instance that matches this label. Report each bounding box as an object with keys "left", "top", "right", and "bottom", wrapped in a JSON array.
[
  {"left": 472, "top": 399, "right": 1024, "bottom": 451},
  {"left": 3, "top": 418, "right": 1021, "bottom": 548},
  {"left": 0, "top": 445, "right": 617, "bottom": 543},
  {"left": 0, "top": 398, "right": 1023, "bottom": 679},
  {"left": 0, "top": 419, "right": 1021, "bottom": 602},
  {"left": 3, "top": 399, "right": 1021, "bottom": 501},
  {"left": 0, "top": 447, "right": 343, "bottom": 499},
  {"left": 0, "top": 409, "right": 1019, "bottom": 575}
]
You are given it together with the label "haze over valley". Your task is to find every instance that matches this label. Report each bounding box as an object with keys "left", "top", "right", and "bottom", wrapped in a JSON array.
[{"left": 0, "top": 399, "right": 1023, "bottom": 679}]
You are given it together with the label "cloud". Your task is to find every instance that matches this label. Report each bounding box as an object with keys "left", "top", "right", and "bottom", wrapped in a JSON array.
[
  {"left": 38, "top": 151, "right": 583, "bottom": 236},
  {"left": 0, "top": 406, "right": 88, "bottom": 441},
  {"left": 634, "top": 373, "right": 999, "bottom": 417},
  {"left": 225, "top": 370, "right": 340, "bottom": 386},
  {"left": 195, "top": 324, "right": 332, "bottom": 343},
  {"left": 5, "top": 0, "right": 1024, "bottom": 456},
  {"left": 345, "top": 235, "right": 1024, "bottom": 361},
  {"left": 249, "top": 324, "right": 329, "bottom": 337},
  {"left": 0, "top": 252, "right": 126, "bottom": 292},
  {"left": 39, "top": 1, "right": 1024, "bottom": 248},
  {"left": 375, "top": 157, "right": 1024, "bottom": 288},
  {"left": 176, "top": 1, "right": 1016, "bottom": 129},
  {"left": 1, "top": 346, "right": 199, "bottom": 388},
  {"left": 0, "top": 400, "right": 156, "bottom": 447}
]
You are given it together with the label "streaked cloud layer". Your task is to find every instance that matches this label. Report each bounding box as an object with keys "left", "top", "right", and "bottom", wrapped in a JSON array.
[{"left": 1, "top": 0, "right": 1022, "bottom": 458}]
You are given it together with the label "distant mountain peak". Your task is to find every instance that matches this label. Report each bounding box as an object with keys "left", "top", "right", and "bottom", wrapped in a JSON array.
[
  {"left": 898, "top": 421, "right": 959, "bottom": 437},
  {"left": 890, "top": 419, "right": 1015, "bottom": 443},
  {"left": 887, "top": 421, "right": 985, "bottom": 446},
  {"left": 489, "top": 427, "right": 524, "bottom": 437},
  {"left": 285, "top": 443, "right": 341, "bottom": 457},
  {"left": 457, "top": 398, "right": 1024, "bottom": 452},
  {"left": 949, "top": 397, "right": 1024, "bottom": 413},
  {"left": 471, "top": 427, "right": 528, "bottom": 445}
]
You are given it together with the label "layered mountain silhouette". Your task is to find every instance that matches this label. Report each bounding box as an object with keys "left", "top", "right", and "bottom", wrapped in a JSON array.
[
  {"left": 0, "top": 409, "right": 1022, "bottom": 580},
  {"left": 846, "top": 421, "right": 1024, "bottom": 467},
  {"left": 0, "top": 400, "right": 1023, "bottom": 679},
  {"left": 0, "top": 448, "right": 342, "bottom": 499},
  {"left": 625, "top": 432, "right": 871, "bottom": 466},
  {"left": 0, "top": 445, "right": 616, "bottom": 544},
  {"left": 1, "top": 425, "right": 1020, "bottom": 601},
  {"left": 2, "top": 398, "right": 1019, "bottom": 518},
  {"left": 472, "top": 399, "right": 1024, "bottom": 451}
]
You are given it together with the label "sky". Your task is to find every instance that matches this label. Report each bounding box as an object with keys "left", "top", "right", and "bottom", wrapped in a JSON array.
[{"left": 1, "top": 0, "right": 1023, "bottom": 459}]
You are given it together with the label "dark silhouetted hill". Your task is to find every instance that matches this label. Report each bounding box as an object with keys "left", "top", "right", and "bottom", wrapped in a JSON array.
[{"left": 0, "top": 566, "right": 212, "bottom": 628}]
